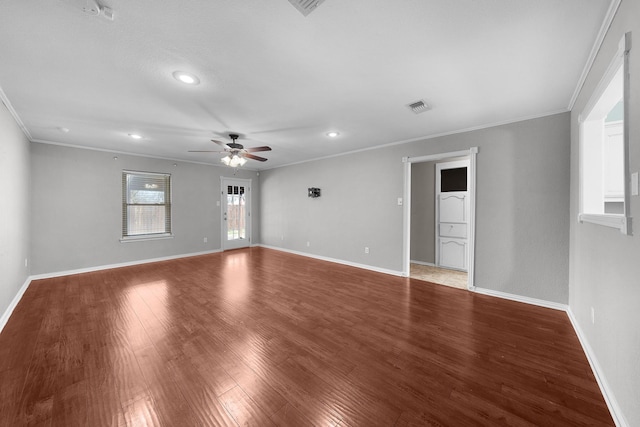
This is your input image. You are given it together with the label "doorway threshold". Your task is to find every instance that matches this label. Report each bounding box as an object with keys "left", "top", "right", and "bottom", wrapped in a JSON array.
[{"left": 410, "top": 263, "right": 467, "bottom": 290}]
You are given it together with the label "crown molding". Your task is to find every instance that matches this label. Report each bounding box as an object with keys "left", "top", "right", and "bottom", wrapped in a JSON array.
[
  {"left": 0, "top": 85, "right": 32, "bottom": 140},
  {"left": 266, "top": 108, "right": 568, "bottom": 171}
]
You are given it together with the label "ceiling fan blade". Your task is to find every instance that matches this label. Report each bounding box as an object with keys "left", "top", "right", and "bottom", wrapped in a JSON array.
[
  {"left": 244, "top": 153, "right": 268, "bottom": 162},
  {"left": 212, "top": 139, "right": 229, "bottom": 148},
  {"left": 244, "top": 146, "right": 272, "bottom": 153},
  {"left": 188, "top": 150, "right": 225, "bottom": 153}
]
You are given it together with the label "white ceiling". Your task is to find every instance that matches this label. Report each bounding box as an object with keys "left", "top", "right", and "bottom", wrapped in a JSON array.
[{"left": 0, "top": 0, "right": 614, "bottom": 170}]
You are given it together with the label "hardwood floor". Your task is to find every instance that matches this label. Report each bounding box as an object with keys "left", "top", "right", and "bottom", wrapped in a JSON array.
[{"left": 0, "top": 247, "right": 613, "bottom": 426}]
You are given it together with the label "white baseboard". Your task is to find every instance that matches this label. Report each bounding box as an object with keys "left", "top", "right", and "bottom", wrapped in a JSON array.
[
  {"left": 473, "top": 287, "right": 568, "bottom": 311},
  {"left": 258, "top": 244, "right": 404, "bottom": 277},
  {"left": 472, "top": 288, "right": 625, "bottom": 425},
  {"left": 29, "top": 249, "right": 222, "bottom": 281},
  {"left": 1, "top": 250, "right": 223, "bottom": 334},
  {"left": 0, "top": 277, "right": 31, "bottom": 334},
  {"left": 410, "top": 260, "right": 437, "bottom": 267},
  {"left": 566, "top": 308, "right": 628, "bottom": 427},
  {"left": 2, "top": 247, "right": 627, "bottom": 426}
]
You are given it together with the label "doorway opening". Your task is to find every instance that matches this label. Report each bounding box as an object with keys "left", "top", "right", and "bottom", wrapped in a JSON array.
[
  {"left": 221, "top": 177, "right": 252, "bottom": 251},
  {"left": 402, "top": 148, "right": 478, "bottom": 290}
]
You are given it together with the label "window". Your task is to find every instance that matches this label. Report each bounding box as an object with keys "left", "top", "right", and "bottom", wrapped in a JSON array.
[
  {"left": 122, "top": 171, "right": 172, "bottom": 240},
  {"left": 440, "top": 167, "right": 468, "bottom": 192},
  {"left": 579, "top": 33, "right": 631, "bottom": 234},
  {"left": 226, "top": 185, "right": 246, "bottom": 240}
]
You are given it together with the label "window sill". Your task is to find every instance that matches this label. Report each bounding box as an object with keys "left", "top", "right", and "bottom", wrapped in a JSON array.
[
  {"left": 578, "top": 213, "right": 631, "bottom": 235},
  {"left": 120, "top": 234, "right": 174, "bottom": 243}
]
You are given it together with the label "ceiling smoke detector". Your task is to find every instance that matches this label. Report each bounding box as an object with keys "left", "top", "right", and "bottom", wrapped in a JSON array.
[
  {"left": 288, "top": 0, "right": 326, "bottom": 16},
  {"left": 407, "top": 100, "right": 431, "bottom": 114}
]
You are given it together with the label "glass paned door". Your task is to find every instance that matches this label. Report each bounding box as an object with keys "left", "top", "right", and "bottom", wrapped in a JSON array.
[
  {"left": 227, "top": 185, "right": 246, "bottom": 240},
  {"left": 222, "top": 178, "right": 251, "bottom": 250}
]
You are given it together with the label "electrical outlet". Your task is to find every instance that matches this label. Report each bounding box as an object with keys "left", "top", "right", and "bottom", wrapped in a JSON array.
[
  {"left": 306, "top": 241, "right": 310, "bottom": 247},
  {"left": 24, "top": 258, "right": 28, "bottom": 267},
  {"left": 203, "top": 237, "right": 208, "bottom": 243},
  {"left": 591, "top": 307, "right": 595, "bottom": 324},
  {"left": 364, "top": 247, "right": 369, "bottom": 254}
]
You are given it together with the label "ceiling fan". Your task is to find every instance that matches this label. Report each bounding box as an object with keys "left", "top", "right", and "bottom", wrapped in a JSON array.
[{"left": 189, "top": 133, "right": 271, "bottom": 167}]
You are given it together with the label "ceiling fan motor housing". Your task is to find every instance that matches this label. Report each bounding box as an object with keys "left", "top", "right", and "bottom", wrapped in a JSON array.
[{"left": 227, "top": 134, "right": 243, "bottom": 150}]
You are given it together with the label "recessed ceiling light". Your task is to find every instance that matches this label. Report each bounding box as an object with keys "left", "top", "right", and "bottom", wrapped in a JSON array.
[
  {"left": 172, "top": 71, "right": 200, "bottom": 85},
  {"left": 128, "top": 133, "right": 143, "bottom": 140},
  {"left": 326, "top": 131, "right": 340, "bottom": 138},
  {"left": 58, "top": 127, "right": 70, "bottom": 133}
]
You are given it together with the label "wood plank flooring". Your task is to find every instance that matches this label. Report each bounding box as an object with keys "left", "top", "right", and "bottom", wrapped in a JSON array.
[{"left": 0, "top": 247, "right": 613, "bottom": 426}]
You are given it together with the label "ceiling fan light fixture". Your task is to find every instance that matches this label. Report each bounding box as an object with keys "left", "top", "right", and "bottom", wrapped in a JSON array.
[
  {"left": 172, "top": 71, "right": 200, "bottom": 85},
  {"left": 221, "top": 154, "right": 247, "bottom": 167},
  {"left": 197, "top": 133, "right": 270, "bottom": 165},
  {"left": 326, "top": 131, "right": 340, "bottom": 138},
  {"left": 229, "top": 154, "right": 246, "bottom": 167}
]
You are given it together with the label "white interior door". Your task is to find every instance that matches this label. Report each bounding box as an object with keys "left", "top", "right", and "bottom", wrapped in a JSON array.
[
  {"left": 222, "top": 178, "right": 251, "bottom": 250},
  {"left": 436, "top": 160, "right": 470, "bottom": 271}
]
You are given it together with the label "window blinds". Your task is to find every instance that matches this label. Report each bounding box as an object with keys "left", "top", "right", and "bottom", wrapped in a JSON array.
[{"left": 122, "top": 171, "right": 172, "bottom": 237}]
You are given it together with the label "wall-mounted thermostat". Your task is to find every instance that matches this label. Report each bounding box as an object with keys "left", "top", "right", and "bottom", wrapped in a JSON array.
[{"left": 308, "top": 187, "right": 321, "bottom": 198}]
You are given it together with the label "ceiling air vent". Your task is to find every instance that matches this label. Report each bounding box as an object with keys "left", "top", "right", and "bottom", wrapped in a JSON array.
[
  {"left": 288, "top": 0, "right": 326, "bottom": 16},
  {"left": 407, "top": 100, "right": 431, "bottom": 114}
]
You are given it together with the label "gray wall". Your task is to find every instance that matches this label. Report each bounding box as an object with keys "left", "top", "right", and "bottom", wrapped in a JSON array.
[
  {"left": 0, "top": 102, "right": 30, "bottom": 317},
  {"left": 569, "top": 1, "right": 640, "bottom": 425},
  {"left": 410, "top": 161, "right": 436, "bottom": 264},
  {"left": 261, "top": 112, "right": 571, "bottom": 303},
  {"left": 260, "top": 149, "right": 403, "bottom": 271},
  {"left": 30, "top": 143, "right": 260, "bottom": 275}
]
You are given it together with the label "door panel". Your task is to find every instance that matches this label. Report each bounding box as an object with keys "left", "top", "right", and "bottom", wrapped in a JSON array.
[
  {"left": 439, "top": 223, "right": 467, "bottom": 239},
  {"left": 439, "top": 194, "right": 467, "bottom": 223},
  {"left": 222, "top": 178, "right": 251, "bottom": 250},
  {"left": 435, "top": 160, "right": 469, "bottom": 272},
  {"left": 439, "top": 239, "right": 467, "bottom": 270}
]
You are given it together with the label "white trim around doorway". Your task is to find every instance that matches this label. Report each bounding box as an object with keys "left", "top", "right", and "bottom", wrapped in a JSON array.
[
  {"left": 220, "top": 177, "right": 253, "bottom": 251},
  {"left": 402, "top": 147, "right": 478, "bottom": 290}
]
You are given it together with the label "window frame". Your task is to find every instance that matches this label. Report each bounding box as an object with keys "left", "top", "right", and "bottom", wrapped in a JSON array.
[
  {"left": 578, "top": 32, "right": 631, "bottom": 235},
  {"left": 121, "top": 170, "right": 173, "bottom": 242}
]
